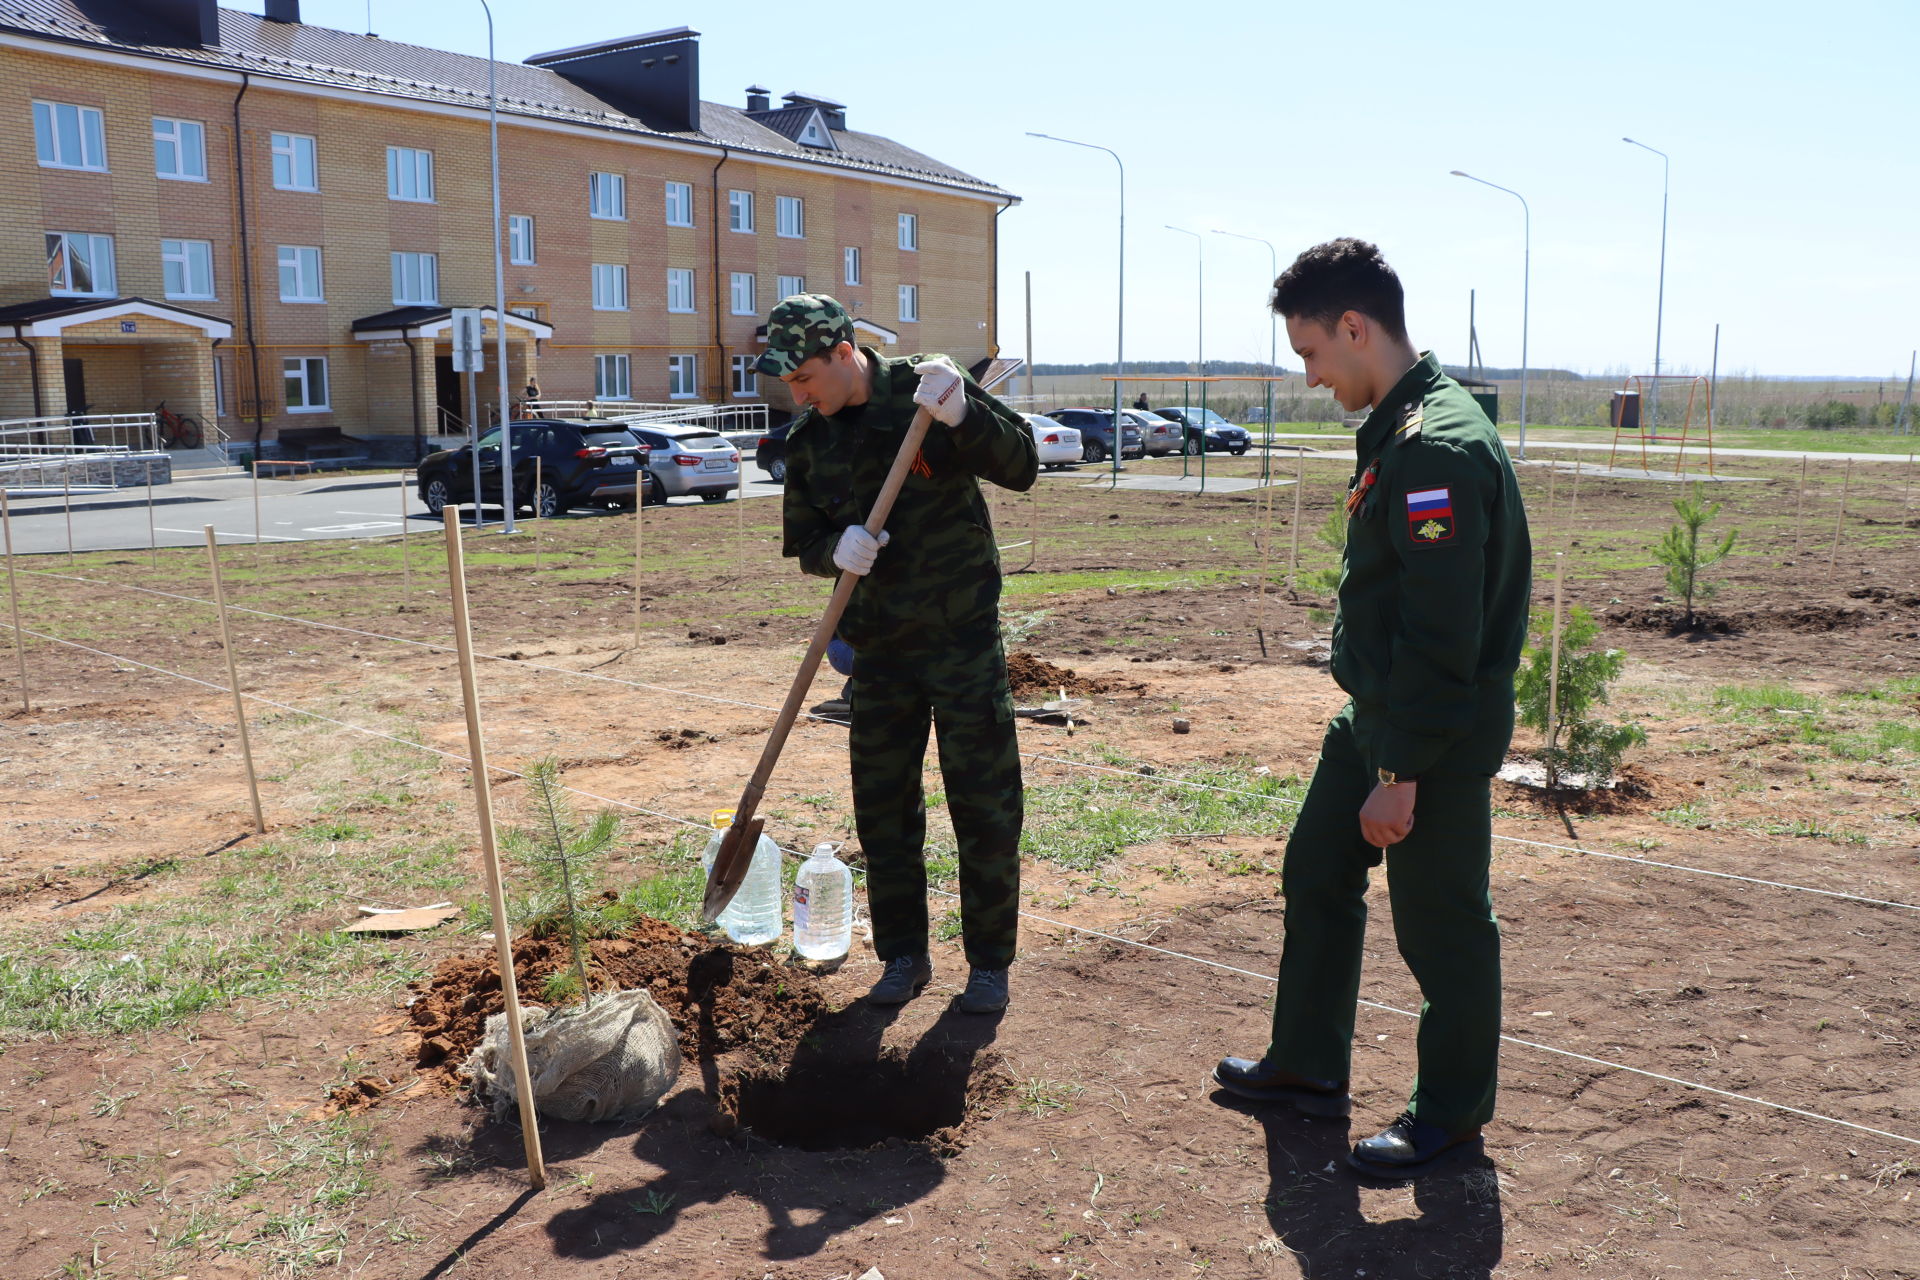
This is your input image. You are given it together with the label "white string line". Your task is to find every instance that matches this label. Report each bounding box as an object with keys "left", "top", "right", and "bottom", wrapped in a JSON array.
[
  {"left": 12, "top": 570, "right": 1919, "bottom": 915},
  {"left": 946, "top": 891, "right": 1920, "bottom": 1152},
  {"left": 23, "top": 619, "right": 1920, "bottom": 1151}
]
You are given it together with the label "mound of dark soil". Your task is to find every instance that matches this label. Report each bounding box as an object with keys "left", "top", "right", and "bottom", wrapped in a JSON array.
[
  {"left": 405, "top": 915, "right": 827, "bottom": 1086},
  {"left": 1494, "top": 763, "right": 1690, "bottom": 816},
  {"left": 1006, "top": 651, "right": 1143, "bottom": 698},
  {"left": 1605, "top": 603, "right": 1878, "bottom": 636}
]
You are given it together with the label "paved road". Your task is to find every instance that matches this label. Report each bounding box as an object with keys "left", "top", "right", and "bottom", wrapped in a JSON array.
[{"left": 1, "top": 464, "right": 787, "bottom": 556}]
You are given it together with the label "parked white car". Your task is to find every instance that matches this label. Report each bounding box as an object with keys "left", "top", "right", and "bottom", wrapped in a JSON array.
[
  {"left": 1024, "top": 413, "right": 1082, "bottom": 469},
  {"left": 623, "top": 421, "right": 741, "bottom": 502}
]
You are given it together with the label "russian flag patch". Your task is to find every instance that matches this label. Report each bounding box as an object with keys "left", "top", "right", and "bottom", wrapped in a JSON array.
[{"left": 1406, "top": 487, "right": 1454, "bottom": 543}]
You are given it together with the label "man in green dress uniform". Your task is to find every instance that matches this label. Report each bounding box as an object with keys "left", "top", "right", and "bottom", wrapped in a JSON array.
[
  {"left": 1215, "top": 240, "right": 1532, "bottom": 1177},
  {"left": 761, "top": 294, "right": 1038, "bottom": 1014}
]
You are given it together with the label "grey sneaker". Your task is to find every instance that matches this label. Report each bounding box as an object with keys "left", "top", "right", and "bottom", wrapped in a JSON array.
[
  {"left": 958, "top": 967, "right": 1009, "bottom": 1014},
  {"left": 867, "top": 953, "right": 932, "bottom": 1005}
]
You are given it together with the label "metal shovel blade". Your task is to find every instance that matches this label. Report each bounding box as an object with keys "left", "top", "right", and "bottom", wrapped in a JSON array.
[{"left": 700, "top": 816, "right": 764, "bottom": 925}]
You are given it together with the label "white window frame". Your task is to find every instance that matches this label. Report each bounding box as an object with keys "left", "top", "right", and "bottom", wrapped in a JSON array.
[
  {"left": 728, "top": 189, "right": 754, "bottom": 233},
  {"left": 508, "top": 214, "right": 535, "bottom": 265},
  {"left": 161, "top": 238, "right": 214, "bottom": 300},
  {"left": 46, "top": 231, "right": 116, "bottom": 297},
  {"left": 730, "top": 354, "right": 758, "bottom": 399},
  {"left": 391, "top": 251, "right": 440, "bottom": 305},
  {"left": 589, "top": 171, "right": 626, "bottom": 220},
  {"left": 664, "top": 180, "right": 694, "bottom": 228},
  {"left": 667, "top": 354, "right": 698, "bottom": 400},
  {"left": 283, "top": 356, "right": 330, "bottom": 413},
  {"left": 665, "top": 267, "right": 696, "bottom": 314},
  {"left": 777, "top": 274, "right": 806, "bottom": 300},
  {"left": 899, "top": 284, "right": 919, "bottom": 323},
  {"left": 271, "top": 132, "right": 317, "bottom": 191},
  {"left": 591, "top": 263, "right": 628, "bottom": 311},
  {"left": 386, "top": 146, "right": 435, "bottom": 202},
  {"left": 152, "top": 117, "right": 206, "bottom": 182},
  {"left": 844, "top": 246, "right": 861, "bottom": 286},
  {"left": 898, "top": 212, "right": 918, "bottom": 251},
  {"left": 33, "top": 101, "right": 106, "bottom": 172},
  {"left": 277, "top": 245, "right": 324, "bottom": 303},
  {"left": 594, "top": 353, "right": 630, "bottom": 401},
  {"left": 729, "top": 272, "right": 756, "bottom": 316},
  {"left": 776, "top": 195, "right": 804, "bottom": 239}
]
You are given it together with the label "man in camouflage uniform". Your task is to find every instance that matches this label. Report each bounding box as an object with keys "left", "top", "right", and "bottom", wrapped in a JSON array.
[
  {"left": 759, "top": 294, "right": 1039, "bottom": 1014},
  {"left": 1214, "top": 240, "right": 1532, "bottom": 1178}
]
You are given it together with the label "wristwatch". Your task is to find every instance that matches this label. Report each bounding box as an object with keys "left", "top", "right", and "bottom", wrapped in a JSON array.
[{"left": 1376, "top": 768, "right": 1416, "bottom": 787}]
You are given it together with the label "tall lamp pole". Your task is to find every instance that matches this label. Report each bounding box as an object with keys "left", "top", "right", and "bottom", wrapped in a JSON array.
[
  {"left": 1451, "top": 170, "right": 1530, "bottom": 461},
  {"left": 480, "top": 0, "right": 515, "bottom": 533},
  {"left": 1212, "top": 228, "right": 1278, "bottom": 462},
  {"left": 1623, "top": 137, "right": 1669, "bottom": 436},
  {"left": 1028, "top": 131, "right": 1124, "bottom": 480}
]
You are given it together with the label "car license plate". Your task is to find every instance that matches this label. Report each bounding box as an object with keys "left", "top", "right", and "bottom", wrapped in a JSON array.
[
  {"left": 702, "top": 457, "right": 731, "bottom": 470},
  {"left": 611, "top": 456, "right": 634, "bottom": 467}
]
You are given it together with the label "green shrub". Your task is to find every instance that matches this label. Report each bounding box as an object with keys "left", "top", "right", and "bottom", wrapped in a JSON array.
[
  {"left": 1652, "top": 484, "right": 1737, "bottom": 628},
  {"left": 1514, "top": 605, "right": 1645, "bottom": 788}
]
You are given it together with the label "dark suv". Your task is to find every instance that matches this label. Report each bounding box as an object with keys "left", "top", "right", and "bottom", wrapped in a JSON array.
[
  {"left": 1045, "top": 408, "right": 1143, "bottom": 463},
  {"left": 1152, "top": 406, "right": 1252, "bottom": 455},
  {"left": 416, "top": 419, "right": 651, "bottom": 517}
]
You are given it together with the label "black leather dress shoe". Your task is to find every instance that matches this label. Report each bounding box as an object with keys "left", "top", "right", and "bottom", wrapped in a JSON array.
[
  {"left": 1347, "top": 1111, "right": 1482, "bottom": 1178},
  {"left": 1212, "top": 1056, "right": 1352, "bottom": 1118}
]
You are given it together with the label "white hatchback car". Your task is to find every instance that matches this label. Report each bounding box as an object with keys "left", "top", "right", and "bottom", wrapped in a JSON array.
[{"left": 1024, "top": 413, "right": 1082, "bottom": 469}]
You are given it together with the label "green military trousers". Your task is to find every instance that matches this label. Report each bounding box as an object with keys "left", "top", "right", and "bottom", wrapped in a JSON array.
[
  {"left": 1267, "top": 704, "right": 1502, "bottom": 1133},
  {"left": 849, "top": 639, "right": 1023, "bottom": 970}
]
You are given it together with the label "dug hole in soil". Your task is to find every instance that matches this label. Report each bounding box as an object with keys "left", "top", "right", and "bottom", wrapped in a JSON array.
[{"left": 397, "top": 914, "right": 1009, "bottom": 1153}]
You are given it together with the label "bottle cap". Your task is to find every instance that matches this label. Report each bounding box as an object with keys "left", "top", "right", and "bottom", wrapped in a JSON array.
[
  {"left": 711, "top": 808, "right": 735, "bottom": 830},
  {"left": 811, "top": 842, "right": 836, "bottom": 858}
]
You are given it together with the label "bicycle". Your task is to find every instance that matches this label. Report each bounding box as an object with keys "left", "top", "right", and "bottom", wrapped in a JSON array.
[{"left": 154, "top": 400, "right": 204, "bottom": 450}]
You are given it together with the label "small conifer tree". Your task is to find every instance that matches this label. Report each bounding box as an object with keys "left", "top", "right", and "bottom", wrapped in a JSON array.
[
  {"left": 517, "top": 758, "right": 620, "bottom": 1005},
  {"left": 1514, "top": 605, "right": 1645, "bottom": 789},
  {"left": 1653, "top": 483, "right": 1737, "bottom": 629}
]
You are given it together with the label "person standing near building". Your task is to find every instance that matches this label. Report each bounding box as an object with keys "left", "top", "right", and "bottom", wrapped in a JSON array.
[
  {"left": 761, "top": 295, "right": 1039, "bottom": 1014},
  {"left": 1214, "top": 240, "right": 1531, "bottom": 1178}
]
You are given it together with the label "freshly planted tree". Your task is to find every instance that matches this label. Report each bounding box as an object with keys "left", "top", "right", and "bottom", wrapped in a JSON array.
[
  {"left": 1300, "top": 505, "right": 1349, "bottom": 595},
  {"left": 1653, "top": 483, "right": 1737, "bottom": 629},
  {"left": 1514, "top": 605, "right": 1645, "bottom": 789},
  {"left": 516, "top": 758, "right": 621, "bottom": 1005}
]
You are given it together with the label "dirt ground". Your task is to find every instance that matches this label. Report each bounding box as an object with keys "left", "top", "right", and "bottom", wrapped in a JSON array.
[{"left": 2, "top": 451, "right": 1917, "bottom": 1279}]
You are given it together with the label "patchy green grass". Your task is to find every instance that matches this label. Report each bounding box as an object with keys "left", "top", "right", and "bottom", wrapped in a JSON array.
[{"left": 1712, "top": 683, "right": 1820, "bottom": 713}]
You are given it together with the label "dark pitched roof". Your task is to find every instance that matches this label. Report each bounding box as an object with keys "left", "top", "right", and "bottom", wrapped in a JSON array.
[
  {"left": 1, "top": 1, "right": 1012, "bottom": 198},
  {"left": 0, "top": 294, "right": 228, "bottom": 326},
  {"left": 351, "top": 305, "right": 554, "bottom": 335},
  {"left": 744, "top": 105, "right": 836, "bottom": 150}
]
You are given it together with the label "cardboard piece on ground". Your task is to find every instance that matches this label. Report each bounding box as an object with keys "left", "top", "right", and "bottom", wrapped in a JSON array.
[{"left": 343, "top": 906, "right": 460, "bottom": 933}]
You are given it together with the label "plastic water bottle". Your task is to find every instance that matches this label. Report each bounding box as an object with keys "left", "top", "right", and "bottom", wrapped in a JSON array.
[
  {"left": 792, "top": 842, "right": 853, "bottom": 962},
  {"left": 700, "top": 809, "right": 782, "bottom": 946}
]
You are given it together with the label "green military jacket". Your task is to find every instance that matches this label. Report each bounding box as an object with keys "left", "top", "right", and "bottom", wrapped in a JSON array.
[
  {"left": 782, "top": 347, "right": 1039, "bottom": 652},
  {"left": 1331, "top": 352, "right": 1532, "bottom": 778}
]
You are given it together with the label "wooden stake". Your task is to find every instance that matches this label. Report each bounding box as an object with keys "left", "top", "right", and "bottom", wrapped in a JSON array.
[
  {"left": 1905, "top": 451, "right": 1914, "bottom": 519},
  {"left": 632, "top": 495, "right": 644, "bottom": 649},
  {"left": 1255, "top": 459, "right": 1273, "bottom": 656},
  {"left": 146, "top": 459, "right": 158, "bottom": 570},
  {"left": 398, "top": 470, "right": 410, "bottom": 605},
  {"left": 1542, "top": 459, "right": 1558, "bottom": 558},
  {"left": 63, "top": 468, "right": 74, "bottom": 569},
  {"left": 202, "top": 527, "right": 266, "bottom": 834},
  {"left": 442, "top": 508, "right": 547, "bottom": 1191},
  {"left": 533, "top": 456, "right": 543, "bottom": 573},
  {"left": 1287, "top": 449, "right": 1305, "bottom": 592},
  {"left": 1827, "top": 458, "right": 1852, "bottom": 573},
  {"left": 251, "top": 462, "right": 262, "bottom": 556},
  {"left": 2, "top": 489, "right": 30, "bottom": 712},
  {"left": 1792, "top": 455, "right": 1808, "bottom": 556},
  {"left": 1546, "top": 550, "right": 1567, "bottom": 790}
]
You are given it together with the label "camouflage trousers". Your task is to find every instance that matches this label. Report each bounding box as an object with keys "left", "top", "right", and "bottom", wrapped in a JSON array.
[{"left": 849, "top": 639, "right": 1023, "bottom": 970}]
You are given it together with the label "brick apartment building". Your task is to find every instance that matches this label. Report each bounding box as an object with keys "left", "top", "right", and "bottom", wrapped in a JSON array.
[{"left": 0, "top": 0, "right": 1017, "bottom": 458}]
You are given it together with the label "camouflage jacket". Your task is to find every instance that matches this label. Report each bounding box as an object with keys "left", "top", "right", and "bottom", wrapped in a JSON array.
[
  {"left": 1332, "top": 352, "right": 1532, "bottom": 778},
  {"left": 782, "top": 348, "right": 1039, "bottom": 652}
]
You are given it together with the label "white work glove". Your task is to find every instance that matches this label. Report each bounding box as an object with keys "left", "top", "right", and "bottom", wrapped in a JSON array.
[
  {"left": 912, "top": 356, "right": 969, "bottom": 428},
  {"left": 832, "top": 525, "right": 890, "bottom": 576}
]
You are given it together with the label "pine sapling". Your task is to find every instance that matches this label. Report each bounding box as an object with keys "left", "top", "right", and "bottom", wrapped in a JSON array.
[
  {"left": 1514, "top": 605, "right": 1646, "bottom": 789},
  {"left": 1653, "top": 483, "right": 1737, "bottom": 629},
  {"left": 518, "top": 758, "right": 620, "bottom": 1006}
]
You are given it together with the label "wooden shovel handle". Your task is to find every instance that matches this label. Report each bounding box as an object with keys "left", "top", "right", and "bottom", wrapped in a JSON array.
[{"left": 701, "top": 406, "right": 934, "bottom": 921}]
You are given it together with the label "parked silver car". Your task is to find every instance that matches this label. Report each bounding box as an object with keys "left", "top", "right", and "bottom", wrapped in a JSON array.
[
  {"left": 1024, "top": 413, "right": 1082, "bottom": 469},
  {"left": 1123, "top": 409, "right": 1181, "bottom": 456},
  {"left": 624, "top": 422, "right": 742, "bottom": 502}
]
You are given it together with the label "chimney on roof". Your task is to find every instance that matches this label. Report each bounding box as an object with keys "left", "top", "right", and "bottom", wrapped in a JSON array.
[
  {"left": 143, "top": 0, "right": 221, "bottom": 47},
  {"left": 525, "top": 27, "right": 701, "bottom": 134},
  {"left": 264, "top": 0, "right": 301, "bottom": 24},
  {"left": 745, "top": 85, "right": 770, "bottom": 113}
]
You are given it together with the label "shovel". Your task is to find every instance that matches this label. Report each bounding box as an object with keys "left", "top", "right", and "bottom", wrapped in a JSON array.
[{"left": 701, "top": 405, "right": 935, "bottom": 923}]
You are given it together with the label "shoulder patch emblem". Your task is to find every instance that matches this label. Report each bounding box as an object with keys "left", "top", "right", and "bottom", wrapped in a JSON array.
[
  {"left": 1406, "top": 486, "right": 1454, "bottom": 543},
  {"left": 1395, "top": 404, "right": 1424, "bottom": 443}
]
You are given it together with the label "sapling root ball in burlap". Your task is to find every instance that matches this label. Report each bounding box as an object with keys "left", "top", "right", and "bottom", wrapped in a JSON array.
[{"left": 462, "top": 989, "right": 681, "bottom": 1124}]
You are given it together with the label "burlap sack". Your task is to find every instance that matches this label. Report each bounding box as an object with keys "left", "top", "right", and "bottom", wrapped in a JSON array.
[{"left": 462, "top": 988, "right": 681, "bottom": 1124}]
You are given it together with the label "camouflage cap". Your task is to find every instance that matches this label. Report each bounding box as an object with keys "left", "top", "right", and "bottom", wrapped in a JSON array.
[{"left": 757, "top": 293, "right": 856, "bottom": 378}]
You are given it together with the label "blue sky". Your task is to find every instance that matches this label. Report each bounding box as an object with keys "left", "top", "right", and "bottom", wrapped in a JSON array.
[{"left": 288, "top": 0, "right": 1917, "bottom": 379}]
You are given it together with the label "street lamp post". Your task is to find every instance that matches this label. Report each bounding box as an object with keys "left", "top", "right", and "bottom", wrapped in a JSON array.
[
  {"left": 1451, "top": 170, "right": 1531, "bottom": 461},
  {"left": 1623, "top": 137, "right": 1669, "bottom": 436},
  {"left": 480, "top": 0, "right": 515, "bottom": 532},
  {"left": 1212, "top": 229, "right": 1278, "bottom": 472},
  {"left": 1027, "top": 132, "right": 1124, "bottom": 481}
]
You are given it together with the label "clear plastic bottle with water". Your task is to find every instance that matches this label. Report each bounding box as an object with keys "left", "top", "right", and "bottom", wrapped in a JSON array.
[
  {"left": 791, "top": 841, "right": 853, "bottom": 962},
  {"left": 699, "top": 809, "right": 782, "bottom": 947}
]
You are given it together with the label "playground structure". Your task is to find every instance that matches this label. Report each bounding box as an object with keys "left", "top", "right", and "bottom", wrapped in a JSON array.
[{"left": 1607, "top": 374, "right": 1718, "bottom": 476}]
